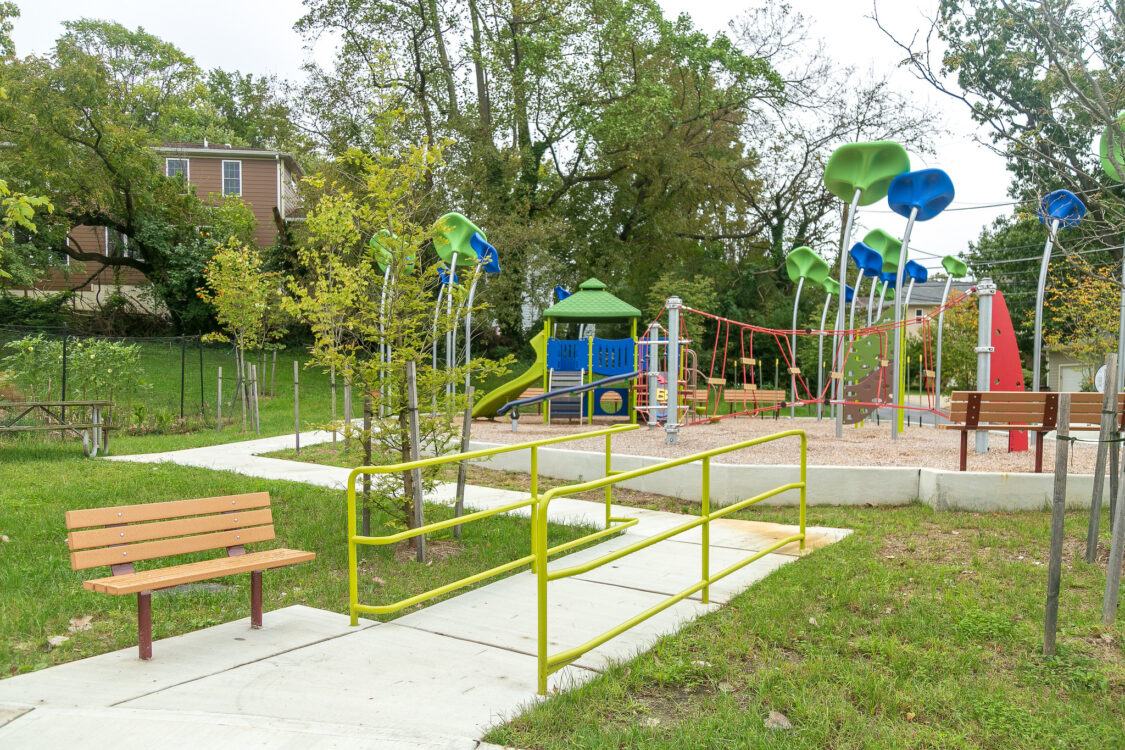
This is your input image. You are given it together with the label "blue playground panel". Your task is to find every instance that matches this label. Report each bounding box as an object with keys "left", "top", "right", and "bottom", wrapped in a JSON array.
[
  {"left": 547, "top": 337, "right": 635, "bottom": 376},
  {"left": 592, "top": 387, "right": 629, "bottom": 416}
]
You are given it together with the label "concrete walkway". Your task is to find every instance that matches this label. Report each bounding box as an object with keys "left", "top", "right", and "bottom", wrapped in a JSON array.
[{"left": 0, "top": 430, "right": 850, "bottom": 748}]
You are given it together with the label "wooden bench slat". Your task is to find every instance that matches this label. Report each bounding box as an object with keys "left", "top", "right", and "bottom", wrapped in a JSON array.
[
  {"left": 70, "top": 525, "right": 275, "bottom": 570},
  {"left": 68, "top": 508, "right": 274, "bottom": 551},
  {"left": 82, "top": 548, "right": 315, "bottom": 595},
  {"left": 66, "top": 491, "right": 271, "bottom": 529}
]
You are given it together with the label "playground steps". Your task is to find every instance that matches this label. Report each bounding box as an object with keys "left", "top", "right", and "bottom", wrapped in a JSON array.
[{"left": 548, "top": 369, "right": 585, "bottom": 420}]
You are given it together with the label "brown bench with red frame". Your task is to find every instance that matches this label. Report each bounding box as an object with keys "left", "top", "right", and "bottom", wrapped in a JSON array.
[
  {"left": 940, "top": 391, "right": 1125, "bottom": 472},
  {"left": 66, "top": 491, "right": 314, "bottom": 659},
  {"left": 723, "top": 388, "right": 787, "bottom": 417}
]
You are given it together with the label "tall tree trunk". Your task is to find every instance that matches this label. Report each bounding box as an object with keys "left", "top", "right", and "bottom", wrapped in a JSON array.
[
  {"left": 468, "top": 0, "right": 491, "bottom": 136},
  {"left": 425, "top": 0, "right": 459, "bottom": 119}
]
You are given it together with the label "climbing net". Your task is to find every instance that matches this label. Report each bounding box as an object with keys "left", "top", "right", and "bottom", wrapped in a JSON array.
[{"left": 645, "top": 290, "right": 975, "bottom": 427}]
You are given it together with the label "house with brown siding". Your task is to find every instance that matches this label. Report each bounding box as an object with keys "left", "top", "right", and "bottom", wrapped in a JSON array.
[{"left": 18, "top": 142, "right": 301, "bottom": 310}]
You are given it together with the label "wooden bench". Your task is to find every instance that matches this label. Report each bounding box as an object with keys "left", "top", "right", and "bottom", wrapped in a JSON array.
[
  {"left": 941, "top": 391, "right": 1125, "bottom": 472},
  {"left": 66, "top": 492, "right": 314, "bottom": 659},
  {"left": 0, "top": 400, "right": 111, "bottom": 456},
  {"left": 517, "top": 387, "right": 545, "bottom": 414},
  {"left": 723, "top": 388, "right": 787, "bottom": 417}
]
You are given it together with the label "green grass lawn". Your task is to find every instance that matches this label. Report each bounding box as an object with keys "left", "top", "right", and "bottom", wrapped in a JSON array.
[
  {"left": 0, "top": 444, "right": 592, "bottom": 678},
  {"left": 483, "top": 497, "right": 1125, "bottom": 749}
]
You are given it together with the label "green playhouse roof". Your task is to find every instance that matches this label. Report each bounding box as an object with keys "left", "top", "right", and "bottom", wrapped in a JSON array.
[{"left": 543, "top": 278, "right": 641, "bottom": 322}]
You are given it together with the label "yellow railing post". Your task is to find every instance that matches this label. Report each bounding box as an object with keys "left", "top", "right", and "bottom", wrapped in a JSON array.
[
  {"left": 604, "top": 433, "right": 612, "bottom": 527},
  {"left": 347, "top": 469, "right": 359, "bottom": 626},
  {"left": 530, "top": 445, "right": 539, "bottom": 574},
  {"left": 701, "top": 456, "right": 710, "bottom": 605},
  {"left": 536, "top": 492, "right": 549, "bottom": 695},
  {"left": 799, "top": 432, "right": 807, "bottom": 551}
]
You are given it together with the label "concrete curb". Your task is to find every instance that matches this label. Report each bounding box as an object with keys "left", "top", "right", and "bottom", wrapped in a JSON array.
[{"left": 468, "top": 441, "right": 1107, "bottom": 512}]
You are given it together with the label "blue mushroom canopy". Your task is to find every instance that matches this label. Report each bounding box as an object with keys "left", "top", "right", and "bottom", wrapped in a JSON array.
[
  {"left": 880, "top": 272, "right": 897, "bottom": 289},
  {"left": 470, "top": 232, "right": 501, "bottom": 273},
  {"left": 848, "top": 241, "right": 884, "bottom": 277},
  {"left": 554, "top": 286, "right": 570, "bottom": 301},
  {"left": 1038, "top": 189, "right": 1086, "bottom": 228},
  {"left": 887, "top": 168, "right": 955, "bottom": 222},
  {"left": 904, "top": 260, "right": 928, "bottom": 283},
  {"left": 843, "top": 284, "right": 855, "bottom": 303}
]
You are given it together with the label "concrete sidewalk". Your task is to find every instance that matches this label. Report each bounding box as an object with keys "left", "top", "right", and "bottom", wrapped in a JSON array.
[{"left": 0, "top": 431, "right": 850, "bottom": 747}]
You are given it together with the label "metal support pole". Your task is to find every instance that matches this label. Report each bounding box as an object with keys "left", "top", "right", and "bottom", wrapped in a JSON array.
[
  {"left": 60, "top": 324, "right": 67, "bottom": 419},
  {"left": 790, "top": 277, "right": 804, "bottom": 419},
  {"left": 892, "top": 206, "right": 919, "bottom": 441},
  {"left": 180, "top": 335, "right": 186, "bottom": 420},
  {"left": 816, "top": 294, "right": 832, "bottom": 421},
  {"left": 1118, "top": 243, "right": 1125, "bottom": 393},
  {"left": 835, "top": 188, "right": 862, "bottom": 438},
  {"left": 1087, "top": 354, "right": 1119, "bottom": 563},
  {"left": 665, "top": 296, "right": 681, "bottom": 444},
  {"left": 445, "top": 252, "right": 460, "bottom": 401},
  {"left": 454, "top": 387, "right": 474, "bottom": 539},
  {"left": 199, "top": 338, "right": 205, "bottom": 416},
  {"left": 645, "top": 322, "right": 659, "bottom": 427},
  {"left": 216, "top": 366, "right": 222, "bottom": 433},
  {"left": 1033, "top": 219, "right": 1061, "bottom": 398},
  {"left": 293, "top": 360, "right": 300, "bottom": 455},
  {"left": 935, "top": 276, "right": 954, "bottom": 409},
  {"left": 866, "top": 277, "right": 878, "bottom": 327},
  {"left": 975, "top": 279, "right": 996, "bottom": 454},
  {"left": 1044, "top": 393, "right": 1071, "bottom": 656}
]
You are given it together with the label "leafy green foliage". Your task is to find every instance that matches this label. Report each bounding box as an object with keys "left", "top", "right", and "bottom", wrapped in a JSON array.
[{"left": 0, "top": 334, "right": 148, "bottom": 405}]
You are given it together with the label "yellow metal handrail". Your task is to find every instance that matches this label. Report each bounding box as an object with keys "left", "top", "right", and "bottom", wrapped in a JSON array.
[
  {"left": 346, "top": 424, "right": 640, "bottom": 623},
  {"left": 532, "top": 429, "right": 806, "bottom": 694}
]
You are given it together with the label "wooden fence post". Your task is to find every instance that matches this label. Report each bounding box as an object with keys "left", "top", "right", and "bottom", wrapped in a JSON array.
[
  {"left": 216, "top": 366, "right": 222, "bottom": 433},
  {"left": 1044, "top": 392, "right": 1071, "bottom": 656},
  {"left": 1087, "top": 354, "right": 1119, "bottom": 562},
  {"left": 1103, "top": 432, "right": 1125, "bottom": 625}
]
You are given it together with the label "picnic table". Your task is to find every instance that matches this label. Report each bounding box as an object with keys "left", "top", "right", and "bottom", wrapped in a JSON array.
[{"left": 0, "top": 400, "right": 112, "bottom": 457}]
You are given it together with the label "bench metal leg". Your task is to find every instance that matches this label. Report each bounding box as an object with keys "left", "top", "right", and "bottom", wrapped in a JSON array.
[
  {"left": 138, "top": 591, "right": 152, "bottom": 660},
  {"left": 960, "top": 431, "right": 968, "bottom": 471},
  {"left": 1035, "top": 432, "right": 1045, "bottom": 473},
  {"left": 251, "top": 570, "right": 263, "bottom": 629}
]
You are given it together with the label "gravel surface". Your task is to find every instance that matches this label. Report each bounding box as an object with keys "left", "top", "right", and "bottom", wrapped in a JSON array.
[{"left": 471, "top": 416, "right": 1107, "bottom": 474}]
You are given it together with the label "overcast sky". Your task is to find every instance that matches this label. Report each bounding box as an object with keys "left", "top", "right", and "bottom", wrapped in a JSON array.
[{"left": 11, "top": 0, "right": 1017, "bottom": 273}]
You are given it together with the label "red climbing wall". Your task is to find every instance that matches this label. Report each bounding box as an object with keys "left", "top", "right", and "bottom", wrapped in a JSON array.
[{"left": 990, "top": 290, "right": 1028, "bottom": 452}]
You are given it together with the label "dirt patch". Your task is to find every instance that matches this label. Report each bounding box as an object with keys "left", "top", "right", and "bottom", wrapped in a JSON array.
[
  {"left": 472, "top": 417, "right": 1105, "bottom": 473},
  {"left": 393, "top": 537, "right": 462, "bottom": 563}
]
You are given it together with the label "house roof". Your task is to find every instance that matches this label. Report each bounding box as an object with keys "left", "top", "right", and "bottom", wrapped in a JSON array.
[
  {"left": 906, "top": 281, "right": 976, "bottom": 306},
  {"left": 156, "top": 143, "right": 301, "bottom": 176},
  {"left": 543, "top": 278, "right": 641, "bottom": 322}
]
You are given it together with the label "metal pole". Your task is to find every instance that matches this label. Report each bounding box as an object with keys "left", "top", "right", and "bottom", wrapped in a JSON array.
[
  {"left": 1118, "top": 242, "right": 1125, "bottom": 393},
  {"left": 406, "top": 360, "right": 426, "bottom": 563},
  {"left": 180, "top": 335, "right": 186, "bottom": 420},
  {"left": 876, "top": 281, "right": 889, "bottom": 322},
  {"left": 935, "top": 276, "right": 954, "bottom": 410},
  {"left": 1044, "top": 392, "right": 1071, "bottom": 656},
  {"left": 866, "top": 277, "right": 877, "bottom": 327},
  {"left": 645, "top": 322, "right": 659, "bottom": 427},
  {"left": 432, "top": 283, "right": 445, "bottom": 412},
  {"left": 975, "top": 279, "right": 996, "bottom": 454},
  {"left": 331, "top": 365, "right": 337, "bottom": 444},
  {"left": 464, "top": 268, "right": 483, "bottom": 391},
  {"left": 293, "top": 360, "right": 300, "bottom": 455},
  {"left": 790, "top": 277, "right": 804, "bottom": 419},
  {"left": 454, "top": 386, "right": 474, "bottom": 539},
  {"left": 60, "top": 324, "right": 67, "bottom": 422},
  {"left": 817, "top": 294, "right": 832, "bottom": 421},
  {"left": 892, "top": 206, "right": 919, "bottom": 441},
  {"left": 1104, "top": 437, "right": 1125, "bottom": 623},
  {"left": 835, "top": 188, "right": 862, "bottom": 438},
  {"left": 665, "top": 296, "right": 681, "bottom": 444},
  {"left": 1033, "top": 219, "right": 1061, "bottom": 396},
  {"left": 446, "top": 251, "right": 460, "bottom": 401},
  {"left": 1087, "top": 354, "right": 1119, "bottom": 563},
  {"left": 848, "top": 267, "right": 864, "bottom": 332}
]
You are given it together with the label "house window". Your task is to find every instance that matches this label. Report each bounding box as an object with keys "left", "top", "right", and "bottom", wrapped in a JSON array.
[
  {"left": 914, "top": 308, "right": 923, "bottom": 321},
  {"left": 165, "top": 158, "right": 189, "bottom": 179},
  {"left": 222, "top": 160, "right": 242, "bottom": 196},
  {"left": 105, "top": 227, "right": 135, "bottom": 259}
]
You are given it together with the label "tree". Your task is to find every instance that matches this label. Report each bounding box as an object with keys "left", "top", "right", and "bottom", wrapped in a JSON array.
[
  {"left": 197, "top": 241, "right": 284, "bottom": 427},
  {"left": 0, "top": 179, "right": 53, "bottom": 284},
  {"left": 0, "top": 20, "right": 260, "bottom": 327},
  {"left": 206, "top": 69, "right": 305, "bottom": 151},
  {"left": 286, "top": 133, "right": 509, "bottom": 532},
  {"left": 1043, "top": 265, "right": 1120, "bottom": 385}
]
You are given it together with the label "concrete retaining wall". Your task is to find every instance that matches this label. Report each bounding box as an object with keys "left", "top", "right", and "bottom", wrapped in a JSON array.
[{"left": 467, "top": 441, "right": 1109, "bottom": 512}]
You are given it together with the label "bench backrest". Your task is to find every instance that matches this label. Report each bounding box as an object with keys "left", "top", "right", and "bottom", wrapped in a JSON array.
[
  {"left": 948, "top": 391, "right": 1125, "bottom": 430},
  {"left": 723, "top": 389, "right": 786, "bottom": 404},
  {"left": 65, "top": 492, "right": 274, "bottom": 571}
]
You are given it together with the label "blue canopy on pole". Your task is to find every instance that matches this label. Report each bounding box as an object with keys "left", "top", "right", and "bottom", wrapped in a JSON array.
[
  {"left": 470, "top": 232, "right": 501, "bottom": 273},
  {"left": 848, "top": 241, "right": 884, "bottom": 278},
  {"left": 904, "top": 260, "right": 928, "bottom": 283},
  {"left": 554, "top": 286, "right": 570, "bottom": 301},
  {"left": 1038, "top": 190, "right": 1086, "bottom": 228},
  {"left": 887, "top": 168, "right": 955, "bottom": 222}
]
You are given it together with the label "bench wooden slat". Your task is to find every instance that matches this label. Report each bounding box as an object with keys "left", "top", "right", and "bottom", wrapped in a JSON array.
[
  {"left": 68, "top": 508, "right": 274, "bottom": 551},
  {"left": 66, "top": 491, "right": 271, "bottom": 529},
  {"left": 83, "top": 548, "right": 315, "bottom": 595},
  {"left": 70, "top": 524, "right": 275, "bottom": 570}
]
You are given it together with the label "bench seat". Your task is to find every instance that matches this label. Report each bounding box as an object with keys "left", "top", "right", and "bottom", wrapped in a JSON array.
[{"left": 83, "top": 548, "right": 315, "bottom": 595}]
